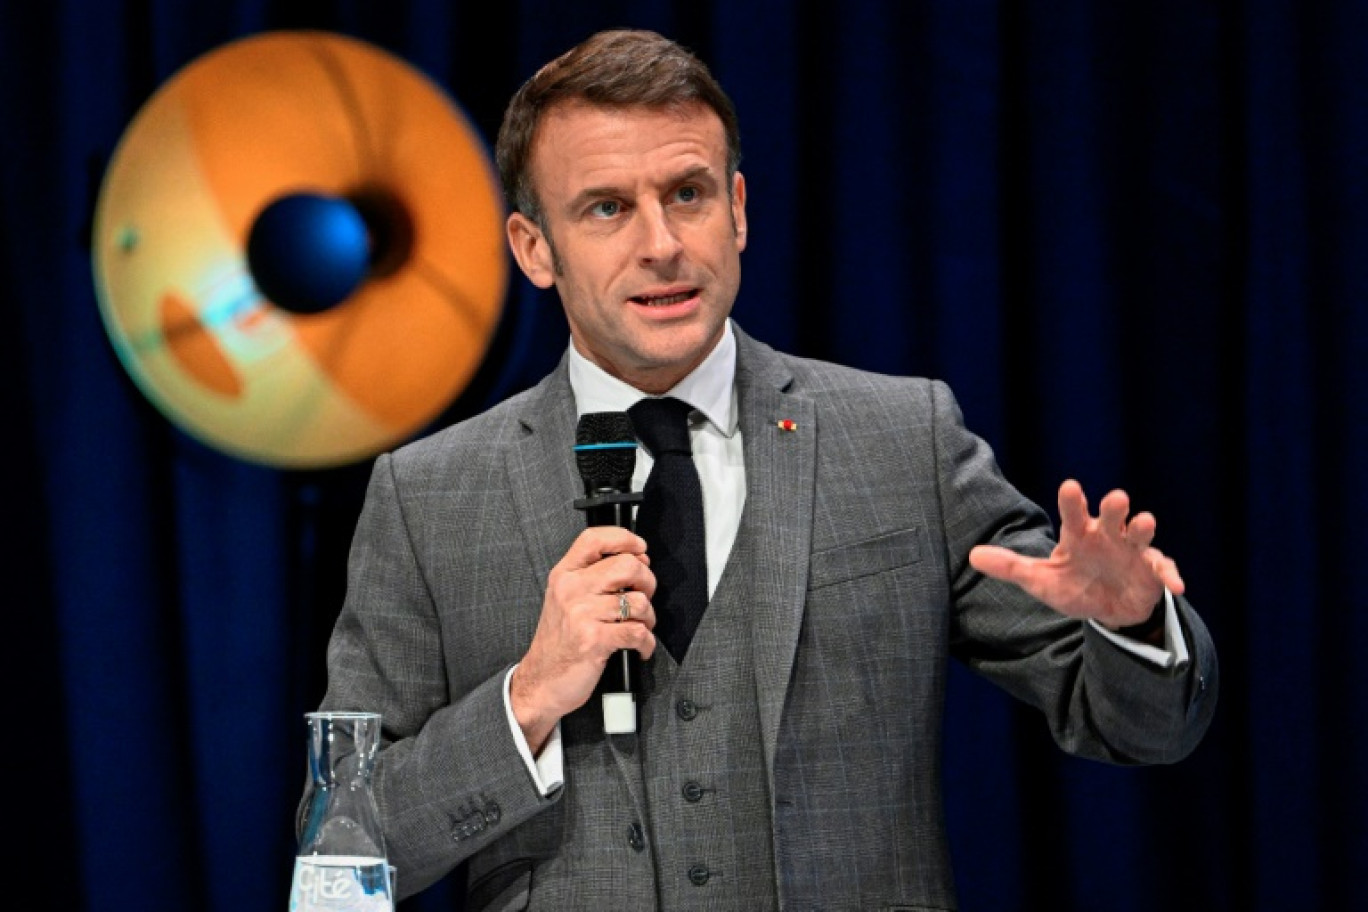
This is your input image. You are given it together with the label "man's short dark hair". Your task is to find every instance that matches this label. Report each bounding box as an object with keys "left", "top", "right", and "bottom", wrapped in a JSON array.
[{"left": 495, "top": 29, "right": 742, "bottom": 225}]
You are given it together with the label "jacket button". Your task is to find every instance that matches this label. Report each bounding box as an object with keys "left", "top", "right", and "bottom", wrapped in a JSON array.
[
  {"left": 676, "top": 699, "right": 698, "bottom": 721},
  {"left": 627, "top": 822, "right": 646, "bottom": 852},
  {"left": 688, "top": 863, "right": 710, "bottom": 886},
  {"left": 682, "top": 780, "right": 704, "bottom": 803}
]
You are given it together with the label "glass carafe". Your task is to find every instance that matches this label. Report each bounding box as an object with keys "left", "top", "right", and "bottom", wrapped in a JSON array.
[{"left": 288, "top": 711, "right": 393, "bottom": 911}]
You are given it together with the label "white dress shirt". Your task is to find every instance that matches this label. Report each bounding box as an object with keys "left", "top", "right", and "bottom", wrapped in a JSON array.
[{"left": 567, "top": 320, "right": 746, "bottom": 599}]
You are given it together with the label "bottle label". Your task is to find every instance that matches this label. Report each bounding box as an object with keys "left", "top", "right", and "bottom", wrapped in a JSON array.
[{"left": 288, "top": 856, "right": 392, "bottom": 912}]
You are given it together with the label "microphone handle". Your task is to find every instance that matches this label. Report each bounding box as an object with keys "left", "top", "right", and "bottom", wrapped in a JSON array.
[
  {"left": 581, "top": 496, "right": 638, "bottom": 531},
  {"left": 575, "top": 487, "right": 643, "bottom": 734}
]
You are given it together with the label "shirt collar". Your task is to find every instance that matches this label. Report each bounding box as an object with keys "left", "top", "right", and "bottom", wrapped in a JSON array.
[{"left": 567, "top": 320, "right": 738, "bottom": 436}]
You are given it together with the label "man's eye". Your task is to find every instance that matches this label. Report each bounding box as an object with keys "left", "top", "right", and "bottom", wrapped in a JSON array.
[
  {"left": 589, "top": 200, "right": 621, "bottom": 218},
  {"left": 676, "top": 186, "right": 700, "bottom": 203}
]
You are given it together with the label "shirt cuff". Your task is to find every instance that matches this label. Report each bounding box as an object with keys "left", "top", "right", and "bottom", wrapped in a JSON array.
[
  {"left": 502, "top": 665, "right": 565, "bottom": 796},
  {"left": 1089, "top": 589, "right": 1190, "bottom": 669}
]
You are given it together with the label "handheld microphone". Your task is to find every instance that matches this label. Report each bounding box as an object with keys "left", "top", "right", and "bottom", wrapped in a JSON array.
[{"left": 572, "top": 412, "right": 644, "bottom": 735}]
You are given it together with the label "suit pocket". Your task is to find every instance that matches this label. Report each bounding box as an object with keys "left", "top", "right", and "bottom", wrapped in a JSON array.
[
  {"left": 809, "top": 528, "right": 923, "bottom": 589},
  {"left": 467, "top": 858, "right": 531, "bottom": 912}
]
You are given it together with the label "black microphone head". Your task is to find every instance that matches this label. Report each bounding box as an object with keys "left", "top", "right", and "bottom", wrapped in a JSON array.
[{"left": 575, "top": 412, "right": 637, "bottom": 493}]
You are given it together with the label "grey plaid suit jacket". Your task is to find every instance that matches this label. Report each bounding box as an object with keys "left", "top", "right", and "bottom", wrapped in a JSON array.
[{"left": 317, "top": 324, "right": 1218, "bottom": 910}]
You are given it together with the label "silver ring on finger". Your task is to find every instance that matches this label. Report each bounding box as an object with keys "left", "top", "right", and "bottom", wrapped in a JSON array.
[{"left": 617, "top": 591, "right": 631, "bottom": 622}]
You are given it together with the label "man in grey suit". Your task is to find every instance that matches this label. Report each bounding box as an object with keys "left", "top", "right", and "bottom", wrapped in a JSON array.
[{"left": 315, "top": 29, "right": 1217, "bottom": 911}]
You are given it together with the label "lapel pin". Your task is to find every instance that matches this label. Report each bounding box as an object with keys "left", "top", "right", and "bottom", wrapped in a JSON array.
[{"left": 777, "top": 419, "right": 798, "bottom": 432}]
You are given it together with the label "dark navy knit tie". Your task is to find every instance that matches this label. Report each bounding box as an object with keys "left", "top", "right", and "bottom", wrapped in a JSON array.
[{"left": 628, "top": 397, "right": 708, "bottom": 662}]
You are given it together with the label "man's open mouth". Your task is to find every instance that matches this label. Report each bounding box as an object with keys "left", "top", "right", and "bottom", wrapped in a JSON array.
[{"left": 631, "top": 290, "right": 697, "bottom": 306}]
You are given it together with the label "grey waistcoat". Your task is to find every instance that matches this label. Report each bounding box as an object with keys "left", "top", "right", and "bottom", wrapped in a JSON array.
[{"left": 637, "top": 528, "right": 779, "bottom": 910}]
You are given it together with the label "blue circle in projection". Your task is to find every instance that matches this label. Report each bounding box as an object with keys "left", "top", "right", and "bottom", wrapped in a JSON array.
[{"left": 247, "top": 193, "right": 371, "bottom": 313}]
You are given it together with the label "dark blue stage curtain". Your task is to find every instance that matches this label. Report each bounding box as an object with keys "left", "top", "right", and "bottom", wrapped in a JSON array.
[{"left": 4, "top": 1, "right": 1364, "bottom": 909}]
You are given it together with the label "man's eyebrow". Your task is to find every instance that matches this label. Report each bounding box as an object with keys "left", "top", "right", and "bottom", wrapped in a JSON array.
[{"left": 671, "top": 164, "right": 716, "bottom": 187}]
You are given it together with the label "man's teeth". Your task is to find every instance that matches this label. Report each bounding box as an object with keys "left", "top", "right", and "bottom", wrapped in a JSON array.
[{"left": 637, "top": 291, "right": 693, "bottom": 306}]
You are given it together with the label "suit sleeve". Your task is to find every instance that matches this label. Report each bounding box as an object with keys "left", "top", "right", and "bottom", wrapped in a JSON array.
[
  {"left": 311, "top": 453, "right": 558, "bottom": 898},
  {"left": 930, "top": 381, "right": 1218, "bottom": 764}
]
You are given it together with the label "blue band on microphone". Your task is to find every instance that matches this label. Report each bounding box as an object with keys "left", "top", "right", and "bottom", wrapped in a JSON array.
[{"left": 573, "top": 441, "right": 638, "bottom": 451}]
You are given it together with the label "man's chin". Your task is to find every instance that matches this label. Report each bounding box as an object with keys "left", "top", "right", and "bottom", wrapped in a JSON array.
[{"left": 625, "top": 339, "right": 723, "bottom": 391}]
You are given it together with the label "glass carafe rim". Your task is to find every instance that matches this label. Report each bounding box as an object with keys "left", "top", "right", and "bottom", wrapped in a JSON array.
[{"left": 306, "top": 710, "right": 381, "bottom": 721}]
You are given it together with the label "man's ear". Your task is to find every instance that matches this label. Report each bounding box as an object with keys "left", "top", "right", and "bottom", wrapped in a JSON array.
[
  {"left": 731, "top": 171, "right": 748, "bottom": 252},
  {"left": 507, "top": 212, "right": 556, "bottom": 289}
]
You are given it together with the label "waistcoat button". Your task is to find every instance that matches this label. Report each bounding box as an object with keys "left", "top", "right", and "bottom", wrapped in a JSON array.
[
  {"left": 627, "top": 822, "right": 646, "bottom": 852},
  {"left": 676, "top": 699, "right": 698, "bottom": 721},
  {"left": 682, "top": 780, "right": 704, "bottom": 803},
  {"left": 688, "top": 863, "right": 710, "bottom": 886}
]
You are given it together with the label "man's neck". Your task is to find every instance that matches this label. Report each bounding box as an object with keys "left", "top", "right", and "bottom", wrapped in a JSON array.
[{"left": 567, "top": 321, "right": 738, "bottom": 436}]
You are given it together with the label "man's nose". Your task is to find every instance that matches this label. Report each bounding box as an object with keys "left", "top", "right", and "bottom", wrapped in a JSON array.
[{"left": 637, "top": 204, "right": 684, "bottom": 263}]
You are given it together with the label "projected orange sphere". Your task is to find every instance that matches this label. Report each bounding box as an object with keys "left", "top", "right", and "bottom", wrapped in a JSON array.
[{"left": 92, "top": 32, "right": 507, "bottom": 467}]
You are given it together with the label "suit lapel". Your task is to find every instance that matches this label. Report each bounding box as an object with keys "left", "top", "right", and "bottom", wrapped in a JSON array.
[
  {"left": 506, "top": 359, "right": 584, "bottom": 594},
  {"left": 733, "top": 330, "right": 816, "bottom": 785}
]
